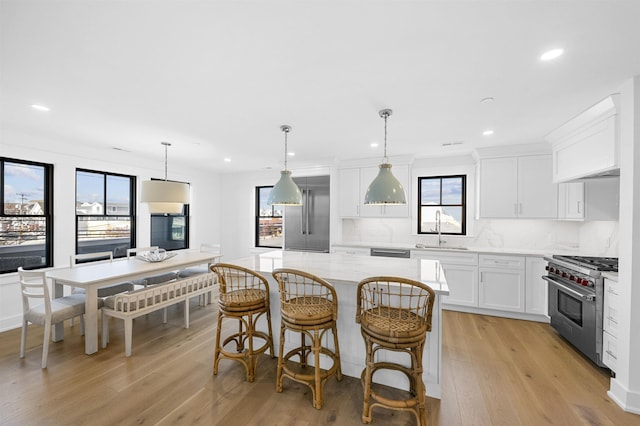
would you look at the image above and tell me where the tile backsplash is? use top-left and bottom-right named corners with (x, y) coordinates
top-left (341, 218), bottom-right (618, 256)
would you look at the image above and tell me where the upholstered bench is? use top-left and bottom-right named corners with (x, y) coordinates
top-left (101, 273), bottom-right (216, 356)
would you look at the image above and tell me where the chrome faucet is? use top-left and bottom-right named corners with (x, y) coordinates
top-left (435, 210), bottom-right (444, 246)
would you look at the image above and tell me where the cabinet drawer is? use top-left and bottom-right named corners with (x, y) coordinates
top-left (479, 254), bottom-right (525, 269)
top-left (412, 250), bottom-right (478, 266)
top-left (603, 331), bottom-right (618, 372)
top-left (332, 247), bottom-right (371, 256)
top-left (603, 279), bottom-right (621, 336)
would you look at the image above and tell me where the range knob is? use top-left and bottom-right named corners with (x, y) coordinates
top-left (562, 272), bottom-right (567, 278)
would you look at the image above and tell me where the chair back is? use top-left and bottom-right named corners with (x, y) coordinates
top-left (211, 263), bottom-right (270, 299)
top-left (126, 246), bottom-right (159, 258)
top-left (18, 267), bottom-right (51, 317)
top-left (271, 268), bottom-right (338, 321)
top-left (70, 251), bottom-right (113, 267)
top-left (356, 276), bottom-right (435, 332)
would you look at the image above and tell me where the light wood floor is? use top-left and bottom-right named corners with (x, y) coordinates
top-left (1, 302), bottom-right (638, 425)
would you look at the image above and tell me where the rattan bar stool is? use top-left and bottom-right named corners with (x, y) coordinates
top-left (210, 263), bottom-right (274, 382)
top-left (356, 276), bottom-right (435, 425)
top-left (271, 268), bottom-right (343, 409)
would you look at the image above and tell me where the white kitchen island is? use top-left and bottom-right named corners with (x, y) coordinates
top-left (227, 250), bottom-right (449, 398)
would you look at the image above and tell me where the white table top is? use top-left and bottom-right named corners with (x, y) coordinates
top-left (47, 251), bottom-right (218, 288)
top-left (227, 250), bottom-right (449, 295)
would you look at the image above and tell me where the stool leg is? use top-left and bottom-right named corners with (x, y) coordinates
top-left (300, 332), bottom-right (307, 368)
top-left (276, 322), bottom-right (286, 393)
top-left (312, 330), bottom-right (322, 409)
top-left (332, 323), bottom-right (343, 381)
top-left (246, 313), bottom-right (255, 382)
top-left (362, 336), bottom-right (374, 424)
top-left (213, 311), bottom-right (223, 375)
top-left (266, 306), bottom-right (275, 359)
top-left (414, 342), bottom-right (427, 426)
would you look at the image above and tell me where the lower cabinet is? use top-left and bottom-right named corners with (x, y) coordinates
top-left (525, 256), bottom-right (548, 316)
top-left (478, 255), bottom-right (525, 313)
top-left (603, 277), bottom-right (620, 372)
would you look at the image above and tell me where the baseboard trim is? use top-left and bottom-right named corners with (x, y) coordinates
top-left (609, 378), bottom-right (640, 415)
top-left (442, 304), bottom-right (550, 323)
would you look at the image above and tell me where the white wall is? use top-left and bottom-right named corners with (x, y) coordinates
top-left (0, 129), bottom-right (221, 331)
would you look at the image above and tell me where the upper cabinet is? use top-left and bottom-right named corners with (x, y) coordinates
top-left (478, 154), bottom-right (557, 219)
top-left (338, 164), bottom-right (410, 218)
top-left (557, 179), bottom-right (619, 221)
top-left (546, 95), bottom-right (620, 183)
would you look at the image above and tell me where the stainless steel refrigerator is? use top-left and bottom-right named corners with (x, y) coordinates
top-left (284, 175), bottom-right (330, 252)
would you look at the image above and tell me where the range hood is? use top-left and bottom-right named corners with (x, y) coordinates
top-left (546, 95), bottom-right (620, 183)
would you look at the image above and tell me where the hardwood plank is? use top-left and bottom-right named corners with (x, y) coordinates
top-left (2, 304), bottom-right (639, 425)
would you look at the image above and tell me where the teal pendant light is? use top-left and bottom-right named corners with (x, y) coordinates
top-left (267, 125), bottom-right (303, 205)
top-left (364, 109), bottom-right (407, 205)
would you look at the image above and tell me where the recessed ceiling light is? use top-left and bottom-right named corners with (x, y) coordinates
top-left (480, 97), bottom-right (494, 104)
top-left (287, 152), bottom-right (295, 157)
top-left (370, 142), bottom-right (379, 148)
top-left (31, 104), bottom-right (50, 112)
top-left (483, 130), bottom-right (494, 136)
top-left (540, 48), bottom-right (564, 61)
top-left (223, 158), bottom-right (231, 162)
top-left (442, 141), bottom-right (464, 147)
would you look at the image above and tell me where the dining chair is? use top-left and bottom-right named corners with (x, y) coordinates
top-left (271, 268), bottom-right (342, 409)
top-left (18, 267), bottom-right (86, 368)
top-left (356, 276), bottom-right (435, 425)
top-left (210, 263), bottom-right (274, 382)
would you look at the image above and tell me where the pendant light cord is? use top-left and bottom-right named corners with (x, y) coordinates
top-left (161, 141), bottom-right (171, 181)
top-left (383, 113), bottom-right (388, 163)
top-left (284, 129), bottom-right (288, 171)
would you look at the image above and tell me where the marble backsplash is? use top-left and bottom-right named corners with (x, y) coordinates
top-left (341, 218), bottom-right (619, 257)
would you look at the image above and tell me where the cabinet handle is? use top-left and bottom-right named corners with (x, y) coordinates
top-left (606, 350), bottom-right (617, 360)
top-left (608, 316), bottom-right (618, 325)
top-left (608, 288), bottom-right (619, 296)
top-left (577, 201), bottom-right (582, 214)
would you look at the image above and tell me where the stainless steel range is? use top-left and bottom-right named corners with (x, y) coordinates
top-left (543, 255), bottom-right (618, 368)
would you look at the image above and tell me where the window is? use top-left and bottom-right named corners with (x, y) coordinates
top-left (255, 186), bottom-right (282, 248)
top-left (76, 169), bottom-right (135, 258)
top-left (418, 175), bottom-right (466, 235)
top-left (0, 158), bottom-right (53, 273)
top-left (151, 206), bottom-right (190, 251)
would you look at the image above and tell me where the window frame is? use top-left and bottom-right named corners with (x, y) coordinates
top-left (0, 157), bottom-right (54, 274)
top-left (417, 174), bottom-right (467, 236)
top-left (255, 186), bottom-right (283, 249)
top-left (75, 168), bottom-right (136, 259)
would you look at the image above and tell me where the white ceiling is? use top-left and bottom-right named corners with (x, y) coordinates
top-left (2, 1), bottom-right (640, 174)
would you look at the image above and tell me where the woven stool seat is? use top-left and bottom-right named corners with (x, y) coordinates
top-left (272, 268), bottom-right (342, 410)
top-left (220, 288), bottom-right (267, 312)
top-left (210, 263), bottom-right (274, 383)
top-left (281, 296), bottom-right (334, 325)
top-left (357, 276), bottom-right (435, 426)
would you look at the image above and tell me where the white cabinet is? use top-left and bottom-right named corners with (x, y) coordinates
top-left (547, 95), bottom-right (619, 183)
top-left (338, 165), bottom-right (410, 218)
top-left (478, 254), bottom-right (525, 313)
top-left (603, 277), bottom-right (621, 372)
top-left (557, 179), bottom-right (619, 221)
top-left (478, 155), bottom-right (557, 219)
top-left (338, 168), bottom-right (361, 217)
top-left (412, 250), bottom-right (478, 308)
top-left (332, 246), bottom-right (371, 256)
top-left (525, 256), bottom-right (548, 316)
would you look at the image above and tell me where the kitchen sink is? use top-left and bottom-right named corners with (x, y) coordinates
top-left (415, 244), bottom-right (468, 250)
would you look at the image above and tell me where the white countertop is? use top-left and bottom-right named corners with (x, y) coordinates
top-left (227, 250), bottom-right (449, 295)
top-left (333, 241), bottom-right (583, 257)
top-left (602, 271), bottom-right (619, 281)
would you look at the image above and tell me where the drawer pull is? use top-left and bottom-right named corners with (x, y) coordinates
top-left (606, 350), bottom-right (617, 360)
top-left (608, 316), bottom-right (618, 325)
top-left (608, 288), bottom-right (619, 295)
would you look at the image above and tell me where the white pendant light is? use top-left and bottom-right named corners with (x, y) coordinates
top-left (267, 125), bottom-right (303, 205)
top-left (140, 142), bottom-right (190, 214)
top-left (364, 109), bottom-right (407, 205)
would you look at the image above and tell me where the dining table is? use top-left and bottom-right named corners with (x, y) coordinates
top-left (46, 250), bottom-right (221, 355)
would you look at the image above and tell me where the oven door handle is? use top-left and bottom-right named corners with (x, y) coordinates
top-left (543, 276), bottom-right (596, 301)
